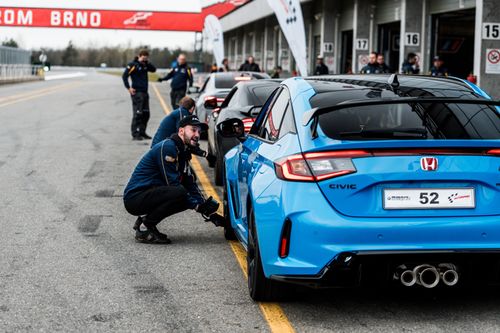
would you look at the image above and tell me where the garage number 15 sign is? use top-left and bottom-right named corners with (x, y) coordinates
top-left (483, 23), bottom-right (500, 39)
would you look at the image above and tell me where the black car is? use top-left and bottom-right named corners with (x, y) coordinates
top-left (206, 79), bottom-right (282, 185)
top-left (189, 71), bottom-right (270, 126)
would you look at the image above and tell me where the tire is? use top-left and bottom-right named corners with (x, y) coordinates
top-left (214, 151), bottom-right (223, 186)
top-left (222, 167), bottom-right (236, 240)
top-left (247, 207), bottom-right (285, 301)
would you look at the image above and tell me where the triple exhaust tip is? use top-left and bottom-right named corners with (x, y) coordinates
top-left (396, 264), bottom-right (459, 288)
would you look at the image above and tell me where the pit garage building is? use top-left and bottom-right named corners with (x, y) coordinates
top-left (220, 0), bottom-right (500, 98)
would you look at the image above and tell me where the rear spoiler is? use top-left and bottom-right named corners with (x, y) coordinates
top-left (302, 97), bottom-right (500, 137)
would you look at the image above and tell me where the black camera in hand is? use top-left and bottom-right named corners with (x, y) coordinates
top-left (197, 196), bottom-right (219, 217)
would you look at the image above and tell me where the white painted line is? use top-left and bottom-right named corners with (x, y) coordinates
top-left (45, 72), bottom-right (87, 81)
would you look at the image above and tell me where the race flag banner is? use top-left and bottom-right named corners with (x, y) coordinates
top-left (204, 15), bottom-right (225, 68)
top-left (266, 0), bottom-right (308, 76)
top-left (0, 1), bottom-right (250, 32)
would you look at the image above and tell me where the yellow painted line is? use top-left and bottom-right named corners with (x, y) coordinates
top-left (151, 83), bottom-right (172, 115)
top-left (0, 82), bottom-right (83, 108)
top-left (153, 87), bottom-right (295, 333)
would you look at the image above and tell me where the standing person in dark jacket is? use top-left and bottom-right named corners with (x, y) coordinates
top-left (314, 55), bottom-right (329, 75)
top-left (429, 55), bottom-right (448, 77)
top-left (360, 52), bottom-right (380, 74)
top-left (401, 52), bottom-right (420, 74)
top-left (158, 53), bottom-right (194, 110)
top-left (377, 54), bottom-right (391, 73)
top-left (238, 56), bottom-right (261, 72)
top-left (123, 115), bottom-right (222, 244)
top-left (122, 49), bottom-right (156, 140)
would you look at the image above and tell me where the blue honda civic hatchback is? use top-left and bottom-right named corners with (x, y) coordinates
top-left (218, 74), bottom-right (500, 301)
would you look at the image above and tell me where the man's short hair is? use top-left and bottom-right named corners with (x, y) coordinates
top-left (179, 96), bottom-right (195, 110)
top-left (407, 52), bottom-right (417, 60)
top-left (139, 49), bottom-right (149, 57)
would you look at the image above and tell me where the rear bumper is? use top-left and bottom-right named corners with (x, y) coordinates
top-left (254, 181), bottom-right (500, 279)
top-left (270, 250), bottom-right (500, 288)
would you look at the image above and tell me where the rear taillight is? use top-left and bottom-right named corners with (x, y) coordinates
top-left (204, 96), bottom-right (225, 103)
top-left (487, 149), bottom-right (500, 156)
top-left (275, 150), bottom-right (370, 182)
top-left (242, 118), bottom-right (254, 133)
top-left (279, 220), bottom-right (292, 258)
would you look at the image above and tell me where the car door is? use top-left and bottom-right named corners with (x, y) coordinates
top-left (234, 87), bottom-right (297, 244)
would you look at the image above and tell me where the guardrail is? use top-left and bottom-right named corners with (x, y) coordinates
top-left (0, 64), bottom-right (44, 84)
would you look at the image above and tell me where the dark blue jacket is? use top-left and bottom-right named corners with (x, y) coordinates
top-left (151, 107), bottom-right (190, 147)
top-left (161, 63), bottom-right (193, 91)
top-left (430, 66), bottom-right (448, 77)
top-left (122, 59), bottom-right (156, 92)
top-left (123, 134), bottom-right (204, 208)
top-left (401, 61), bottom-right (420, 75)
top-left (360, 63), bottom-right (381, 74)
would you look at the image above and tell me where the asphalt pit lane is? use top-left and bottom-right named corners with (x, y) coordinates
top-left (78, 215), bottom-right (102, 233)
top-left (134, 285), bottom-right (166, 294)
top-left (84, 161), bottom-right (105, 179)
top-left (95, 189), bottom-right (115, 197)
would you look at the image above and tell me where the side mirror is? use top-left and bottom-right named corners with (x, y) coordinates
top-left (204, 97), bottom-right (218, 109)
top-left (217, 118), bottom-right (245, 138)
top-left (188, 86), bottom-right (200, 94)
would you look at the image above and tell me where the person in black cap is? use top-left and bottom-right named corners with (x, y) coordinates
top-left (429, 55), bottom-right (448, 77)
top-left (123, 115), bottom-right (223, 244)
top-left (314, 55), bottom-right (329, 75)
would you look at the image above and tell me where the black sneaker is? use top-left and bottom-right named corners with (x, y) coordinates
top-left (132, 136), bottom-right (143, 141)
top-left (135, 229), bottom-right (171, 244)
top-left (133, 216), bottom-right (143, 231)
top-left (141, 133), bottom-right (152, 140)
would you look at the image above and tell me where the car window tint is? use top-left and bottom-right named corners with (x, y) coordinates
top-left (215, 77), bottom-right (239, 89)
top-left (262, 89), bottom-right (290, 141)
top-left (251, 88), bottom-right (279, 135)
top-left (250, 86), bottom-right (276, 105)
top-left (318, 103), bottom-right (500, 140)
top-left (279, 103), bottom-right (296, 139)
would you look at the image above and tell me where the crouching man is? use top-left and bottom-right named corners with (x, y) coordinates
top-left (123, 115), bottom-right (221, 244)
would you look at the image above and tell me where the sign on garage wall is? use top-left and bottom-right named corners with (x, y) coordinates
top-left (483, 23), bottom-right (500, 40)
top-left (356, 38), bottom-right (369, 50)
top-left (323, 42), bottom-right (334, 53)
top-left (358, 54), bottom-right (369, 71)
top-left (404, 33), bottom-right (420, 46)
top-left (485, 49), bottom-right (500, 74)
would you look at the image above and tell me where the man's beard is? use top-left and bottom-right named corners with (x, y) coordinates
top-left (183, 132), bottom-right (199, 148)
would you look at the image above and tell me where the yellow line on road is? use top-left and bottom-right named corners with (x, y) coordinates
top-left (154, 86), bottom-right (295, 333)
top-left (0, 82), bottom-right (83, 108)
top-left (151, 83), bottom-right (171, 115)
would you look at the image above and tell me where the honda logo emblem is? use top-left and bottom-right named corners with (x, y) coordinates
top-left (420, 157), bottom-right (438, 171)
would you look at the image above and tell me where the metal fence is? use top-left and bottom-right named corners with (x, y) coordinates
top-left (0, 45), bottom-right (43, 82)
top-left (0, 45), bottom-right (31, 64)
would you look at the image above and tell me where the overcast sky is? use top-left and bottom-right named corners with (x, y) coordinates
top-left (0, 0), bottom-right (221, 50)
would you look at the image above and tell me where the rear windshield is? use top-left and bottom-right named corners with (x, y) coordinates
top-left (319, 103), bottom-right (500, 140)
top-left (214, 73), bottom-right (269, 89)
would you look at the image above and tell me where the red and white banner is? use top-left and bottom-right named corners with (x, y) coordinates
top-left (0, 1), bottom-right (250, 32)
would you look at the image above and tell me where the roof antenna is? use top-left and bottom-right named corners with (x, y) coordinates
top-left (387, 74), bottom-right (399, 91)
